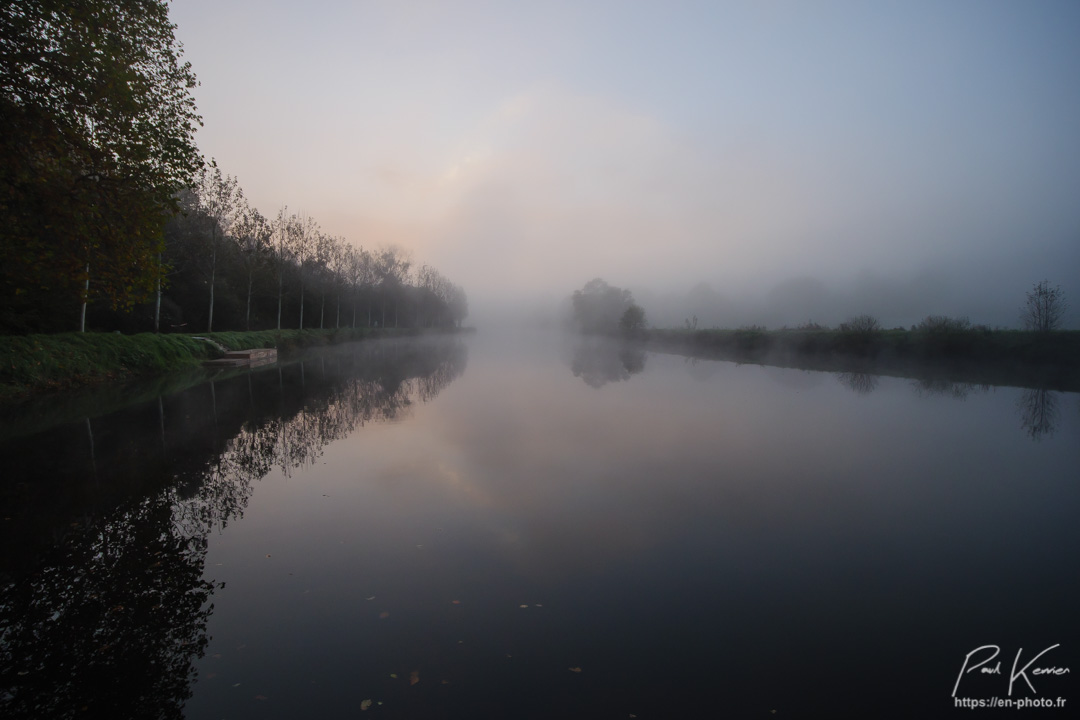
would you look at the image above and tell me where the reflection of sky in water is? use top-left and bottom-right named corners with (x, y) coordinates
top-left (182, 334), bottom-right (1078, 718)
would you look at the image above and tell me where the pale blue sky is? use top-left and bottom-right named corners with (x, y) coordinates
top-left (171, 0), bottom-right (1080, 326)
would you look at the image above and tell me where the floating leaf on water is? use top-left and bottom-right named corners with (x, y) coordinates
top-left (379, 611), bottom-right (390, 619)
top-left (534, 604), bottom-right (542, 607)
top-left (568, 667), bottom-right (582, 673)
top-left (232, 683), bottom-right (240, 687)
top-left (441, 679), bottom-right (450, 685)
top-left (409, 671), bottom-right (420, 686)
top-left (255, 695), bottom-right (268, 700)
top-left (366, 596), bottom-right (375, 600)
top-left (360, 699), bottom-right (372, 711)
top-left (389, 673), bottom-right (397, 679)
top-left (451, 600), bottom-right (461, 604)
top-left (519, 604), bottom-right (528, 609)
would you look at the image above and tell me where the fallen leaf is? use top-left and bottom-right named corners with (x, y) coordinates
top-left (389, 673), bottom-right (397, 679)
top-left (534, 604), bottom-right (543, 607)
top-left (379, 611), bottom-right (390, 619)
top-left (360, 699), bottom-right (372, 711)
top-left (519, 604), bottom-right (528, 609)
top-left (441, 679), bottom-right (450, 685)
top-left (568, 667), bottom-right (582, 673)
top-left (409, 671), bottom-right (420, 686)
top-left (451, 600), bottom-right (461, 604)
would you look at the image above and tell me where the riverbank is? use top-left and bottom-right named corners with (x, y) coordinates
top-left (0, 327), bottom-right (464, 399)
top-left (640, 327), bottom-right (1080, 392)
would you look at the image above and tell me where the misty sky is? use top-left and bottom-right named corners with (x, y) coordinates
top-left (171, 0), bottom-right (1080, 327)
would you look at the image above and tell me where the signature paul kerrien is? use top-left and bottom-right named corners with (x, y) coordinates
top-left (953, 644), bottom-right (1070, 697)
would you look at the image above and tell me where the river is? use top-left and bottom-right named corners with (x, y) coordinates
top-left (1, 332), bottom-right (1077, 718)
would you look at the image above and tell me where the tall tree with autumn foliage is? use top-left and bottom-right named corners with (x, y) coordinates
top-left (0, 0), bottom-right (202, 332)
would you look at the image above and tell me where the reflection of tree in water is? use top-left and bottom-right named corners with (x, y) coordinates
top-left (911, 378), bottom-right (990, 400)
top-left (1017, 388), bottom-right (1059, 441)
top-left (0, 494), bottom-right (215, 719)
top-left (0, 338), bottom-right (467, 717)
top-left (571, 340), bottom-right (647, 388)
top-left (835, 371), bottom-right (879, 395)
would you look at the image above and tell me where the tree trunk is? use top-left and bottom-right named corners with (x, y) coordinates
top-left (277, 266), bottom-right (283, 330)
top-left (208, 240), bottom-right (216, 332)
top-left (335, 292), bottom-right (340, 328)
top-left (246, 267), bottom-right (253, 331)
top-left (79, 263), bottom-right (89, 332)
top-left (299, 278), bottom-right (305, 330)
top-left (154, 253), bottom-right (162, 333)
top-left (320, 291), bottom-right (325, 329)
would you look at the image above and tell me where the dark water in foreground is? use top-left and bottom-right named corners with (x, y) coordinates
top-left (2, 333), bottom-right (1078, 719)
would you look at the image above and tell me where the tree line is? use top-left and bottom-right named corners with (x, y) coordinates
top-left (156, 163), bottom-right (468, 335)
top-left (0, 0), bottom-right (466, 335)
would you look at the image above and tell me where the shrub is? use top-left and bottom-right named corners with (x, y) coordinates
top-left (916, 315), bottom-right (971, 333)
top-left (838, 315), bottom-right (880, 333)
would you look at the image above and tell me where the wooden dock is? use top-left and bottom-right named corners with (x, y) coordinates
top-left (204, 348), bottom-right (278, 368)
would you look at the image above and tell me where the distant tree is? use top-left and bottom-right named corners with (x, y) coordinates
top-left (571, 279), bottom-right (639, 334)
top-left (916, 315), bottom-right (971, 333)
top-left (839, 314), bottom-right (880, 334)
top-left (193, 162), bottom-right (243, 332)
top-left (448, 284), bottom-right (469, 328)
top-left (287, 212), bottom-right (319, 329)
top-left (373, 245), bottom-right (411, 328)
top-left (619, 304), bottom-right (647, 335)
top-left (1021, 280), bottom-right (1067, 332)
top-left (232, 202), bottom-right (272, 330)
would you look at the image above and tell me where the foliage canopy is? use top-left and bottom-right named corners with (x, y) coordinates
top-left (0, 0), bottom-right (202, 331)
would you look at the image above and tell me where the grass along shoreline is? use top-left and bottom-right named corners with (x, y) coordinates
top-left (0, 327), bottom-right (457, 399)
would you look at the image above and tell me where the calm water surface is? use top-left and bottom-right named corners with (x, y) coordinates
top-left (2, 333), bottom-right (1077, 718)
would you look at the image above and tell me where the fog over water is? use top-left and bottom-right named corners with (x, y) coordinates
top-left (172, 1), bottom-right (1080, 328)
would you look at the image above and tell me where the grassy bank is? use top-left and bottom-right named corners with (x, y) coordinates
top-left (0, 327), bottom-right (442, 399)
top-left (641, 327), bottom-right (1080, 392)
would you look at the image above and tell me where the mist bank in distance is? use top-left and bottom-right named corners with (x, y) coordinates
top-left (631, 270), bottom-right (1077, 332)
top-left (466, 247), bottom-right (1078, 333)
